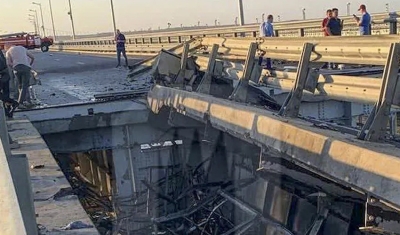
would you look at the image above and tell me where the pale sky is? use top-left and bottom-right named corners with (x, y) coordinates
top-left (1, 0), bottom-right (400, 36)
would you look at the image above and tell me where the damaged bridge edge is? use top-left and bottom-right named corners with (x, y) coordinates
top-left (147, 85), bottom-right (400, 210)
top-left (127, 37), bottom-right (202, 82)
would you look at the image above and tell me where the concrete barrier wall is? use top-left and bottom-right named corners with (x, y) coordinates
top-left (0, 103), bottom-right (37, 235)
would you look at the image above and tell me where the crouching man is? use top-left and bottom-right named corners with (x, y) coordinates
top-left (5, 43), bottom-right (35, 109)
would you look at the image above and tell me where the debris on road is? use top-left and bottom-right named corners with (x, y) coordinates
top-left (31, 164), bottom-right (45, 169)
top-left (60, 221), bottom-right (94, 230)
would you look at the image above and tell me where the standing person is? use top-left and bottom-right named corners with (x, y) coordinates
top-left (354, 4), bottom-right (371, 35)
top-left (322, 9), bottom-right (333, 37)
top-left (321, 9), bottom-right (332, 69)
top-left (259, 20), bottom-right (266, 37)
top-left (332, 8), bottom-right (343, 35)
top-left (115, 29), bottom-right (128, 68)
top-left (326, 8), bottom-right (342, 36)
top-left (259, 15), bottom-right (275, 69)
top-left (0, 49), bottom-right (19, 117)
top-left (5, 43), bottom-right (35, 109)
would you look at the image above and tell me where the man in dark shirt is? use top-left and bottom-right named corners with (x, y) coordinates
top-left (326, 8), bottom-right (342, 36)
top-left (115, 29), bottom-right (128, 68)
top-left (0, 50), bottom-right (19, 117)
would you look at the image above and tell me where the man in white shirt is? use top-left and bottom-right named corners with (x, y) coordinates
top-left (5, 43), bottom-right (35, 108)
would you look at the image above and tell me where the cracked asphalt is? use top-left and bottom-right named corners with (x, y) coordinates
top-left (24, 50), bottom-right (147, 106)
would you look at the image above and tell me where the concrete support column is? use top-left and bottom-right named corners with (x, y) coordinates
top-left (187, 129), bottom-right (202, 167)
top-left (207, 132), bottom-right (229, 183)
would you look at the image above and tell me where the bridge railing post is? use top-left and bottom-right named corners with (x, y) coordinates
top-left (229, 42), bottom-right (258, 102)
top-left (278, 42), bottom-right (314, 117)
top-left (384, 12), bottom-right (399, 35)
top-left (174, 42), bottom-right (190, 87)
top-left (298, 28), bottom-right (305, 37)
top-left (196, 44), bottom-right (219, 94)
top-left (358, 43), bottom-right (400, 141)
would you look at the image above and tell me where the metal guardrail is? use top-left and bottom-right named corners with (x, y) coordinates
top-left (198, 35), bottom-right (399, 65)
top-left (53, 11), bottom-right (399, 54)
top-left (140, 34), bottom-right (400, 142)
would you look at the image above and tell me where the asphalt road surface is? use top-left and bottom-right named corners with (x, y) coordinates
top-left (23, 50), bottom-right (148, 106)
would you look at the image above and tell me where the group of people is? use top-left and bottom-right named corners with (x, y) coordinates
top-left (322, 4), bottom-right (371, 37)
top-left (0, 43), bottom-right (38, 117)
top-left (258, 4), bottom-right (372, 69)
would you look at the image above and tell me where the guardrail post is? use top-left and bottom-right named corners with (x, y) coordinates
top-left (385, 12), bottom-right (399, 35)
top-left (142, 38), bottom-right (146, 44)
top-left (167, 37), bottom-right (172, 43)
top-left (278, 43), bottom-right (314, 117)
top-left (174, 42), bottom-right (190, 86)
top-left (358, 43), bottom-right (400, 142)
top-left (158, 37), bottom-right (162, 43)
top-left (298, 28), bottom-right (305, 37)
top-left (196, 44), bottom-right (219, 94)
top-left (178, 36), bottom-right (182, 43)
top-left (229, 42), bottom-right (258, 102)
top-left (274, 30), bottom-right (279, 37)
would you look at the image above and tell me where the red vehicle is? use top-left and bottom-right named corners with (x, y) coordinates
top-left (0, 32), bottom-right (53, 52)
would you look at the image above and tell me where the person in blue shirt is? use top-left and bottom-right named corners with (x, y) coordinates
top-left (115, 29), bottom-right (129, 68)
top-left (259, 15), bottom-right (274, 69)
top-left (354, 4), bottom-right (371, 35)
top-left (263, 15), bottom-right (275, 37)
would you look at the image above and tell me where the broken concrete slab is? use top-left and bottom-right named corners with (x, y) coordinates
top-left (147, 85), bottom-right (400, 210)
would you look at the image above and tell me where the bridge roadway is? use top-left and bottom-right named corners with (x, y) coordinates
top-left (20, 50), bottom-right (145, 106)
top-left (5, 48), bottom-right (400, 233)
top-left (1, 51), bottom-right (148, 235)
